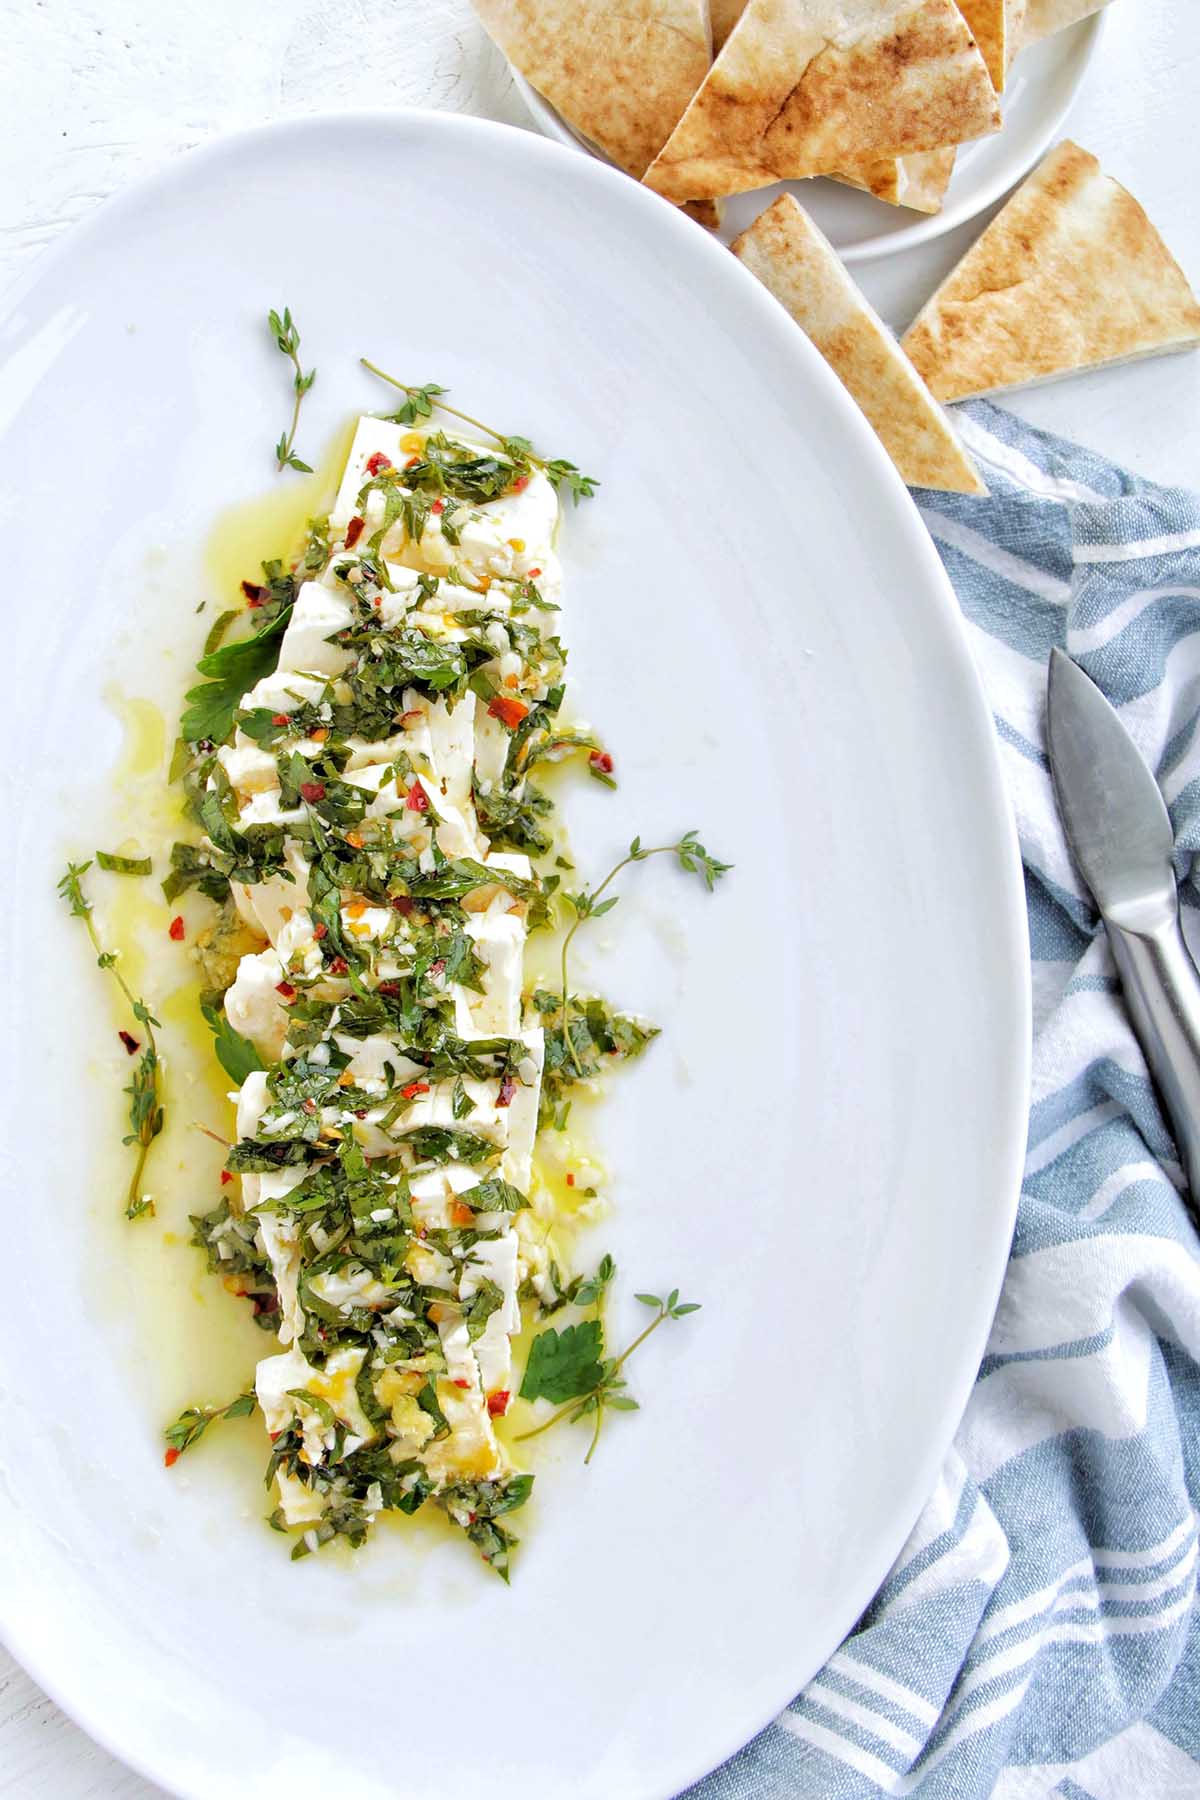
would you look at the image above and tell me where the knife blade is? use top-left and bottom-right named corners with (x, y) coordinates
top-left (1047, 645), bottom-right (1200, 1213)
top-left (1046, 646), bottom-right (1176, 927)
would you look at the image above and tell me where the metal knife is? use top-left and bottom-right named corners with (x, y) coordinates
top-left (1047, 645), bottom-right (1200, 1210)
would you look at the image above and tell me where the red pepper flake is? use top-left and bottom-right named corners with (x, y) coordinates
top-left (511, 474), bottom-right (530, 493)
top-left (431, 498), bottom-right (445, 515)
top-left (527, 566), bottom-right (542, 579)
top-left (365, 451), bottom-right (392, 476)
top-left (428, 958), bottom-right (446, 979)
top-left (566, 1172), bottom-right (575, 1187)
top-left (302, 1097), bottom-right (317, 1114)
top-left (117, 1029), bottom-right (140, 1056)
top-left (404, 780), bottom-right (429, 813)
top-left (344, 515), bottom-right (366, 549)
top-left (299, 781), bottom-right (326, 804)
top-left (453, 1378), bottom-right (470, 1390)
top-left (377, 980), bottom-right (404, 997)
top-left (390, 894), bottom-right (414, 915)
top-left (268, 1430), bottom-right (281, 1443)
top-left (487, 693), bottom-right (530, 730)
top-left (497, 1074), bottom-right (516, 1108)
top-left (401, 1081), bottom-right (430, 1100)
top-left (271, 712), bottom-right (290, 726)
top-left (589, 750), bottom-right (614, 775)
top-left (487, 1390), bottom-right (511, 1418)
top-left (275, 981), bottom-right (296, 999)
top-left (168, 915), bottom-right (185, 941)
top-left (164, 1447), bottom-right (181, 1468)
top-left (468, 1511), bottom-right (477, 1523)
top-left (241, 579), bottom-right (270, 606)
top-left (220, 1170), bottom-right (232, 1185)
top-left (405, 454), bottom-right (420, 469)
top-left (313, 922), bottom-right (328, 939)
top-left (328, 956), bottom-right (348, 976)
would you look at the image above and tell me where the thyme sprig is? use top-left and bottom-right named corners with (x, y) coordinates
top-left (558, 832), bottom-right (731, 1075)
top-left (269, 306), bottom-right (315, 473)
top-left (516, 1261), bottom-right (700, 1464)
top-left (58, 861), bottom-right (164, 1220)
top-left (164, 1391), bottom-right (256, 1463)
top-left (359, 358), bottom-right (599, 503)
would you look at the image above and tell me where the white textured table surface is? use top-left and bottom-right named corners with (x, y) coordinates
top-left (1, 2), bottom-right (1196, 1793)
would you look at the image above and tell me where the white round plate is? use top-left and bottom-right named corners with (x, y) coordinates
top-left (512, 11), bottom-right (1104, 261)
top-left (0, 111), bottom-right (1028, 1799)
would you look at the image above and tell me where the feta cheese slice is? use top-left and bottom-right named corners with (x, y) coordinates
top-left (273, 575), bottom-right (354, 680)
top-left (255, 1344), bottom-right (373, 1465)
top-left (501, 1028), bottom-right (544, 1193)
top-left (225, 948), bottom-right (288, 1059)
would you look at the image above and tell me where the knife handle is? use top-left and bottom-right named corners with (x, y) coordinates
top-left (1107, 903), bottom-right (1200, 1213)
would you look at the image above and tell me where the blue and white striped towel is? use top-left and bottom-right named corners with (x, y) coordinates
top-left (691, 402), bottom-right (1200, 1800)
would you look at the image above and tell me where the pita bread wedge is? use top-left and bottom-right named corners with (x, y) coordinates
top-left (957, 0), bottom-right (1006, 89)
top-left (711, 0), bottom-right (747, 49)
top-left (472, 0), bottom-right (711, 180)
top-left (643, 0), bottom-right (1001, 202)
top-left (681, 197), bottom-right (725, 228)
top-left (1022, 0), bottom-right (1111, 47)
top-left (831, 146), bottom-right (957, 213)
top-left (732, 194), bottom-right (986, 493)
top-left (902, 141), bottom-right (1200, 401)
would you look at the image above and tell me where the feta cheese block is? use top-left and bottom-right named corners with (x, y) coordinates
top-left (197, 413), bottom-right (570, 1574)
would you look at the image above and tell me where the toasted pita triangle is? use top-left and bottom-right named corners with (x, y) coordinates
top-left (733, 194), bottom-right (986, 493)
top-left (1022, 0), bottom-right (1111, 47)
top-left (902, 141), bottom-right (1200, 401)
top-left (680, 197), bottom-right (725, 229)
top-left (711, 0), bottom-right (747, 49)
top-left (472, 0), bottom-right (711, 180)
top-left (957, 0), bottom-right (1006, 89)
top-left (1004, 0), bottom-right (1026, 62)
top-left (831, 146), bottom-right (957, 213)
top-left (643, 0), bottom-right (1000, 203)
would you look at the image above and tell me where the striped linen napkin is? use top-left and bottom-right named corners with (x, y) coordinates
top-left (689, 401), bottom-right (1200, 1800)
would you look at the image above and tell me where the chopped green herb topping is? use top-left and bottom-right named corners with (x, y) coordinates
top-left (95, 850), bottom-right (152, 876)
top-left (360, 359), bottom-right (599, 503)
top-left (125, 389), bottom-right (728, 1581)
top-left (164, 1391), bottom-right (256, 1462)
